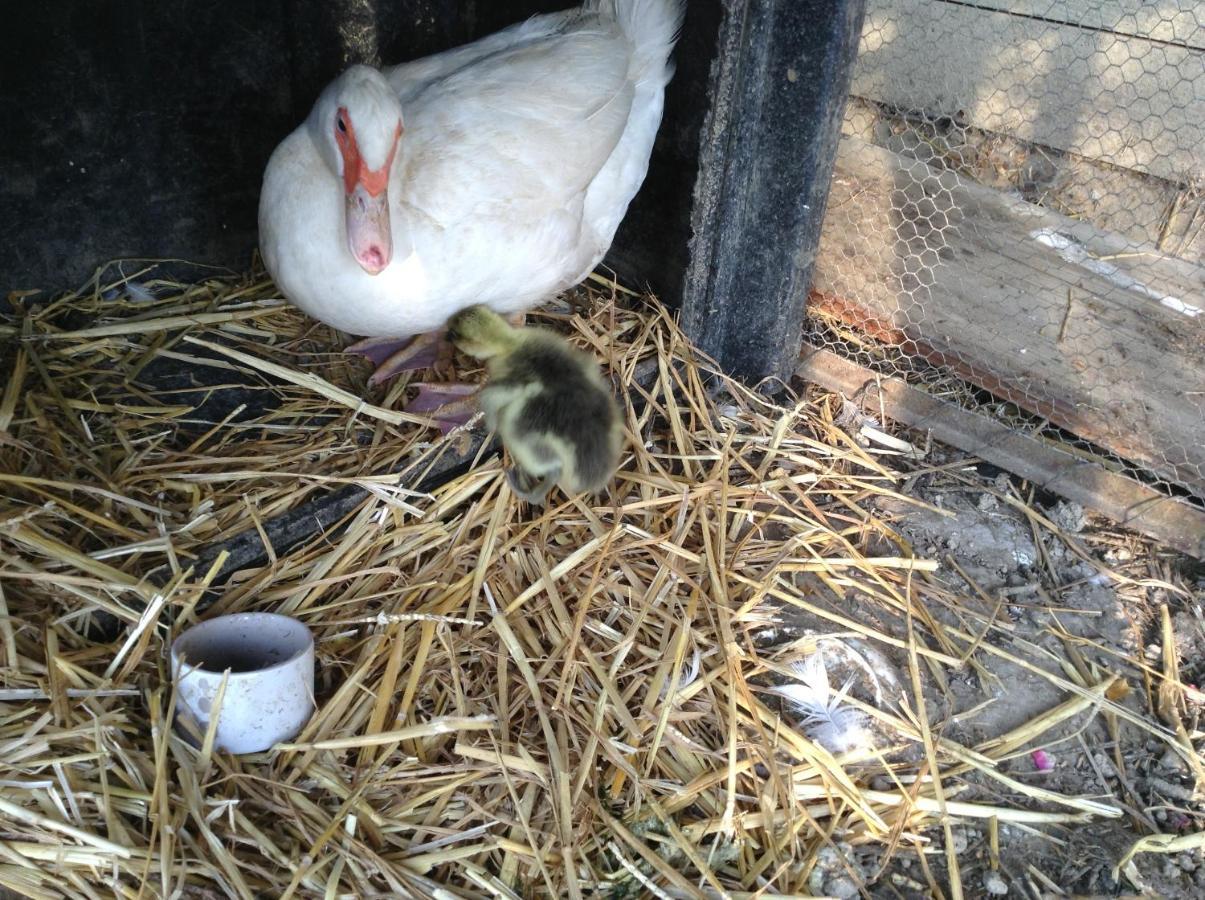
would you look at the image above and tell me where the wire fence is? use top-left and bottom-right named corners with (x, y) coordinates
top-left (809, 0), bottom-right (1204, 509)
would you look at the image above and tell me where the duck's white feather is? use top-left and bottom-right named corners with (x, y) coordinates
top-left (768, 651), bottom-right (873, 756)
top-left (259, 0), bottom-right (683, 338)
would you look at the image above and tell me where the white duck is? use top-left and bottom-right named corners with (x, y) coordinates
top-left (258, 0), bottom-right (683, 430)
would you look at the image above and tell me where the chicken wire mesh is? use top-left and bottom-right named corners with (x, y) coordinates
top-left (809, 0), bottom-right (1205, 508)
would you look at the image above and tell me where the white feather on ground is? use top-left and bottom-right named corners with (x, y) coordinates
top-left (767, 649), bottom-right (875, 756)
top-left (102, 281), bottom-right (157, 303)
top-left (658, 646), bottom-right (717, 701)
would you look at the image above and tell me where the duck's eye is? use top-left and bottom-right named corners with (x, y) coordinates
top-left (336, 116), bottom-right (348, 134)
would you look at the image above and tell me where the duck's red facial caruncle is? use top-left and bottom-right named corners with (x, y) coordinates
top-left (334, 107), bottom-right (403, 275)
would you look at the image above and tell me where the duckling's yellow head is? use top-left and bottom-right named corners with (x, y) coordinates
top-left (446, 305), bottom-right (516, 359)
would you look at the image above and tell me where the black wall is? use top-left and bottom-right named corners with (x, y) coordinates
top-left (1, 0), bottom-right (716, 301)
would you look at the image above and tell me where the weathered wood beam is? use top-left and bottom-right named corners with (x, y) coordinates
top-left (814, 135), bottom-right (1205, 497)
top-left (680, 0), bottom-right (868, 384)
top-left (798, 345), bottom-right (1205, 560)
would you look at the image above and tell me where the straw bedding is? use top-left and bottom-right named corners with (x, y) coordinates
top-left (0, 265), bottom-right (1199, 897)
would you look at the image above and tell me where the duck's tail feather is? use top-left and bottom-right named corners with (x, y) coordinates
top-left (587, 0), bottom-right (684, 86)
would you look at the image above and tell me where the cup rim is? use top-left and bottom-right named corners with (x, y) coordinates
top-left (170, 612), bottom-right (313, 679)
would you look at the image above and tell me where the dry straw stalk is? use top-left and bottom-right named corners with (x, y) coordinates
top-left (0, 265), bottom-right (1194, 897)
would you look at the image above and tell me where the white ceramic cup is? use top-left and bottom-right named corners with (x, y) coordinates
top-left (170, 612), bottom-right (315, 754)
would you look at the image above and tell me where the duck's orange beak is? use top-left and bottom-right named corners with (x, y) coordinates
top-left (336, 109), bottom-right (402, 276)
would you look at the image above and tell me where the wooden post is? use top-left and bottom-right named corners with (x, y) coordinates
top-left (679, 0), bottom-right (867, 384)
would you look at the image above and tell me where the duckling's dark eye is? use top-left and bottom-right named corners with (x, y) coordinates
top-left (336, 116), bottom-right (348, 134)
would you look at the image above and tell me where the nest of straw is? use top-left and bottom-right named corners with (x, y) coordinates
top-left (0, 265), bottom-right (1198, 897)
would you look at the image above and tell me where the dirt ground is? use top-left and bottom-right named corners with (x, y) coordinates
top-left (757, 417), bottom-right (1205, 898)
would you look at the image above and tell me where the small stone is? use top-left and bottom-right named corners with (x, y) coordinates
top-left (948, 827), bottom-right (969, 854)
top-left (808, 843), bottom-right (864, 898)
top-left (1012, 546), bottom-right (1036, 567)
top-left (1093, 753), bottom-right (1117, 778)
top-left (984, 870), bottom-right (1009, 895)
top-left (826, 875), bottom-right (860, 899)
top-left (1047, 501), bottom-right (1086, 534)
top-left (1106, 547), bottom-right (1133, 563)
top-left (1159, 749), bottom-right (1189, 774)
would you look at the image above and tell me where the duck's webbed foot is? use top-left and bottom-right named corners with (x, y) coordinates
top-left (408, 382), bottom-right (480, 435)
top-left (347, 330), bottom-right (452, 386)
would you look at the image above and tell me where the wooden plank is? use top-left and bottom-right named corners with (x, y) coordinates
top-left (813, 135), bottom-right (1205, 496)
top-left (679, 0), bottom-right (867, 382)
top-left (854, 0), bottom-right (1205, 181)
top-left (796, 345), bottom-right (1205, 561)
top-left (946, 1), bottom-right (1205, 50)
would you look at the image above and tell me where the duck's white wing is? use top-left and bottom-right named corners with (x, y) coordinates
top-left (394, 28), bottom-right (635, 229)
top-left (385, 9), bottom-right (589, 104)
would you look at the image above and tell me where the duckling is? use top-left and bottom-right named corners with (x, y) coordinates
top-left (447, 305), bottom-right (622, 504)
